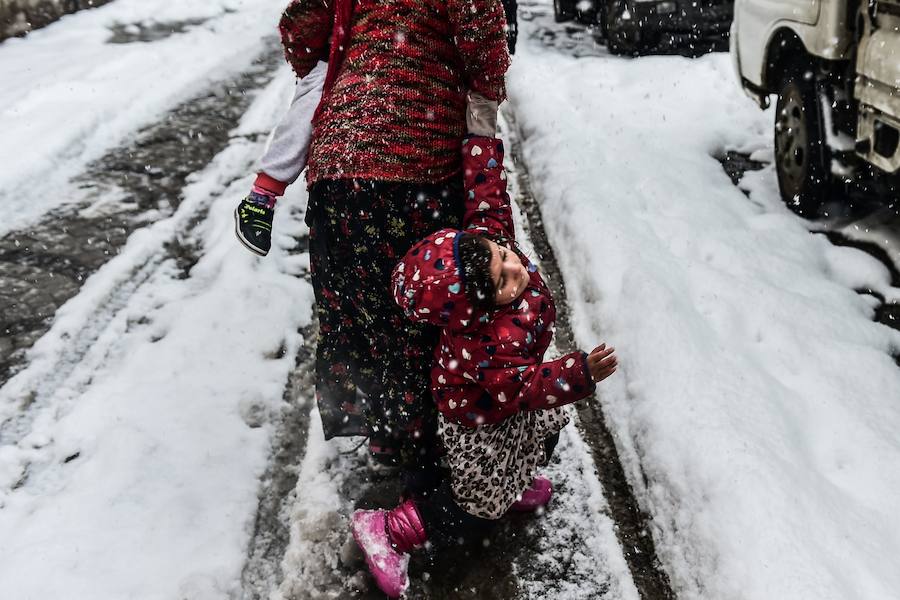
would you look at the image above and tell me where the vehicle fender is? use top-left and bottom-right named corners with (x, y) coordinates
top-left (736, 1), bottom-right (854, 93)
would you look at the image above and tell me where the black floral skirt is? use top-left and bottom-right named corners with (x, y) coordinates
top-left (306, 177), bottom-right (463, 467)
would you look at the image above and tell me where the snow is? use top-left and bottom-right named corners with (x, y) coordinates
top-left (0, 0), bottom-right (287, 237)
top-left (0, 15), bottom-right (635, 594)
top-left (0, 66), bottom-right (313, 598)
top-left (508, 8), bottom-right (900, 599)
top-left (3, 0), bottom-right (900, 597)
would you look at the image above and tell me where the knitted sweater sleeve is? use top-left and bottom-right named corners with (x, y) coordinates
top-left (279, 0), bottom-right (334, 80)
top-left (447, 0), bottom-right (510, 102)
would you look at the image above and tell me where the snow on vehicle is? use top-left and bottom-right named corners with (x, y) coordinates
top-left (732, 0), bottom-right (900, 216)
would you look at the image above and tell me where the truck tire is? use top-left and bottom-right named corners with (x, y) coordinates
top-left (774, 69), bottom-right (832, 217)
top-left (553, 0), bottom-right (576, 22)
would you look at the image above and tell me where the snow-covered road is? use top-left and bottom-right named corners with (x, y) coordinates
top-left (2, 0), bottom-right (900, 598)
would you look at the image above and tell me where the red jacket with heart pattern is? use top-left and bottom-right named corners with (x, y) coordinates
top-left (391, 137), bottom-right (595, 427)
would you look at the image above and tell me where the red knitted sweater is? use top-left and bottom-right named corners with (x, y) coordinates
top-left (279, 0), bottom-right (510, 185)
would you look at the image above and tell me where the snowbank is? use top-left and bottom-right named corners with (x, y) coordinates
top-left (508, 12), bottom-right (900, 600)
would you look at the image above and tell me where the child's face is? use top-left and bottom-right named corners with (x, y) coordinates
top-left (486, 239), bottom-right (529, 305)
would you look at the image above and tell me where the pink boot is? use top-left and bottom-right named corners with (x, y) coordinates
top-left (508, 476), bottom-right (553, 512)
top-left (351, 500), bottom-right (427, 598)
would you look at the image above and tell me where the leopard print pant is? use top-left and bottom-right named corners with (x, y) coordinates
top-left (439, 406), bottom-right (571, 519)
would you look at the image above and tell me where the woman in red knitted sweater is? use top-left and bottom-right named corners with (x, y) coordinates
top-left (239, 0), bottom-right (512, 497)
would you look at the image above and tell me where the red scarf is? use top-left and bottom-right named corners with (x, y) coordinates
top-left (314, 0), bottom-right (354, 119)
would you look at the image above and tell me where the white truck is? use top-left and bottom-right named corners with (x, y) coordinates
top-left (732, 0), bottom-right (900, 215)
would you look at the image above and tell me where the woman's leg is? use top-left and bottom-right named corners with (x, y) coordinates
top-left (306, 177), bottom-right (463, 492)
top-left (306, 181), bottom-right (371, 439)
top-left (349, 178), bottom-right (463, 495)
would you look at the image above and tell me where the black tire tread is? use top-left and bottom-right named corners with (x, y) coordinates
top-left (774, 64), bottom-right (832, 217)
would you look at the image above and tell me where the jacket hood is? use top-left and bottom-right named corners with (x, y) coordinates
top-left (392, 229), bottom-right (489, 331)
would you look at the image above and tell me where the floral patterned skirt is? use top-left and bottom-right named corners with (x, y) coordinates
top-left (439, 407), bottom-right (571, 519)
top-left (306, 177), bottom-right (463, 466)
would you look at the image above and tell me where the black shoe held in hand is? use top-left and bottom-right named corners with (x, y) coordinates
top-left (234, 191), bottom-right (275, 256)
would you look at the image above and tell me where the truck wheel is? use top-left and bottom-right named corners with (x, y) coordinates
top-left (774, 70), bottom-right (832, 217)
top-left (553, 0), bottom-right (576, 22)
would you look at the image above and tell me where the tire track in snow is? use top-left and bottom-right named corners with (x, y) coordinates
top-left (0, 43), bottom-right (283, 442)
top-left (0, 51), bottom-right (292, 520)
top-left (272, 401), bottom-right (636, 599)
top-left (0, 0), bottom-right (115, 42)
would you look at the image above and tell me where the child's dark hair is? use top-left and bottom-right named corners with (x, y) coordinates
top-left (458, 233), bottom-right (496, 311)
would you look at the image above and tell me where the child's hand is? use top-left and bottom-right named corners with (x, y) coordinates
top-left (587, 344), bottom-right (617, 383)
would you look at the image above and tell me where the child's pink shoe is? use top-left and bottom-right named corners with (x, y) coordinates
top-left (508, 476), bottom-right (553, 512)
top-left (351, 500), bottom-right (426, 598)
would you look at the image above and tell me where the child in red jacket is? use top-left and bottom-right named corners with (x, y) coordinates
top-left (350, 136), bottom-right (618, 598)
